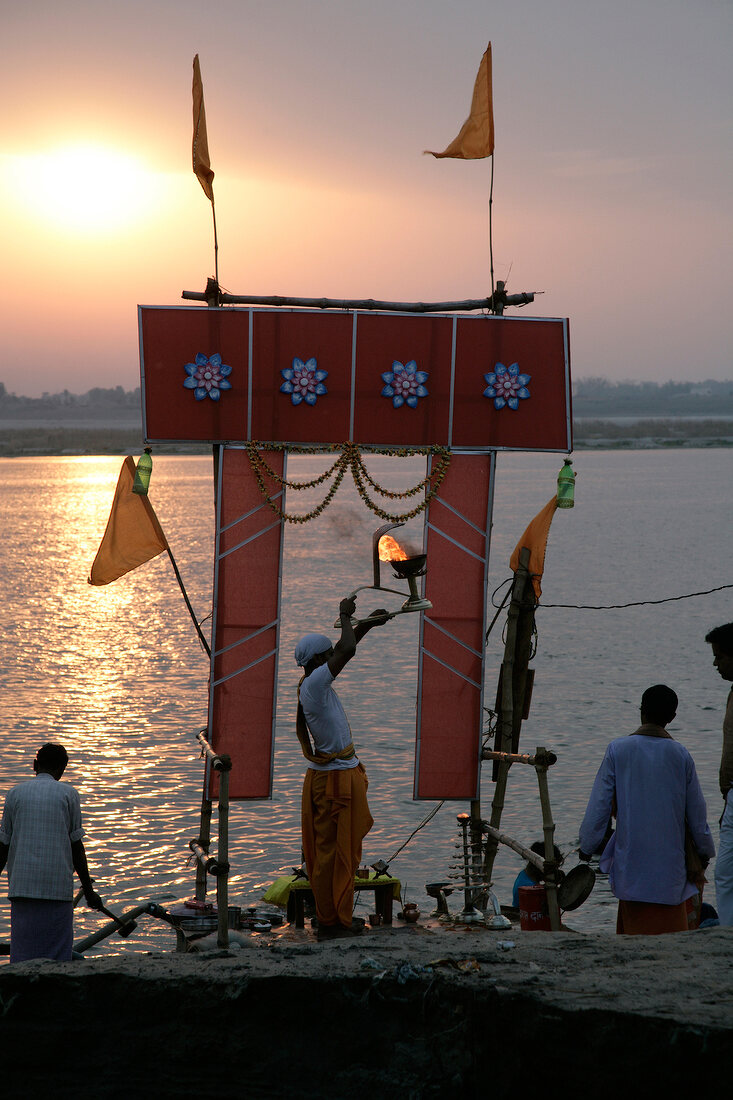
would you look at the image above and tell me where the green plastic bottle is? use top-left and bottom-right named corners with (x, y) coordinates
top-left (556, 459), bottom-right (575, 508)
top-left (132, 448), bottom-right (153, 495)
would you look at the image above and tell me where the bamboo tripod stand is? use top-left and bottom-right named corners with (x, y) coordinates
top-left (469, 547), bottom-right (563, 931)
top-left (190, 731), bottom-right (232, 948)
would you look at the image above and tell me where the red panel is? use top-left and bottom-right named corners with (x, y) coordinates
top-left (250, 311), bottom-right (354, 444)
top-left (208, 447), bottom-right (284, 799)
top-left (452, 317), bottom-right (571, 450)
top-left (415, 454), bottom-right (493, 799)
top-left (352, 314), bottom-right (454, 446)
top-left (415, 656), bottom-right (482, 798)
top-left (140, 307), bottom-right (249, 442)
top-left (140, 307), bottom-right (571, 452)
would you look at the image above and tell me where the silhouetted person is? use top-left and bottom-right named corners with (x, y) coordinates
top-left (512, 841), bottom-right (564, 906)
top-left (0, 744), bottom-right (103, 962)
top-left (705, 621), bottom-right (733, 925)
top-left (579, 685), bottom-right (714, 935)
top-left (295, 596), bottom-right (390, 941)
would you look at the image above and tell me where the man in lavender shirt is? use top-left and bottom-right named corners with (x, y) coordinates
top-left (579, 684), bottom-right (715, 935)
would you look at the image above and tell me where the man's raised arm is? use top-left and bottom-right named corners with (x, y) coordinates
top-left (328, 597), bottom-right (390, 677)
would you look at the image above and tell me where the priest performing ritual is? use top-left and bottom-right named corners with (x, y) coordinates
top-left (296, 596), bottom-right (391, 941)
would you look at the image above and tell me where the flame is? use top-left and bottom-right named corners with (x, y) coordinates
top-left (378, 535), bottom-right (408, 562)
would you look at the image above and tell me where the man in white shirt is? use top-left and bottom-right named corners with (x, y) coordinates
top-left (296, 595), bottom-right (390, 941)
top-left (0, 743), bottom-right (103, 962)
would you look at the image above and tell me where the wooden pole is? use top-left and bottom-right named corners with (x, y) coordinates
top-left (483, 748), bottom-right (557, 767)
top-left (482, 548), bottom-right (531, 882)
top-left (216, 759), bottom-right (231, 948)
top-left (195, 794), bottom-right (213, 901)
top-left (482, 824), bottom-right (545, 871)
top-left (194, 731), bottom-right (232, 944)
top-left (488, 153), bottom-right (495, 309)
top-left (181, 290), bottom-right (536, 313)
top-left (211, 203), bottom-right (219, 292)
top-left (534, 745), bottom-right (562, 932)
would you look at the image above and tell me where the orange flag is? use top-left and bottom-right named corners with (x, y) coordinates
top-left (509, 497), bottom-right (557, 600)
top-left (89, 457), bottom-right (169, 585)
top-left (192, 54), bottom-right (215, 202)
top-left (424, 43), bottom-right (494, 160)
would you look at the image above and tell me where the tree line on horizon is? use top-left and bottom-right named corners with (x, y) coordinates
top-left (0, 383), bottom-right (140, 407)
top-left (1, 377), bottom-right (732, 416)
top-left (572, 377), bottom-right (733, 417)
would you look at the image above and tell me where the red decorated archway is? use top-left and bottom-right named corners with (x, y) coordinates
top-left (139, 305), bottom-right (571, 799)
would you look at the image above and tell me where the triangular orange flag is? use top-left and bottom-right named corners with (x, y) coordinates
top-left (509, 497), bottom-right (557, 600)
top-left (192, 54), bottom-right (215, 202)
top-left (424, 43), bottom-right (494, 160)
top-left (88, 457), bottom-right (169, 585)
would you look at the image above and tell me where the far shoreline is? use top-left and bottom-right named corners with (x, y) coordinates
top-left (1, 418), bottom-right (732, 457)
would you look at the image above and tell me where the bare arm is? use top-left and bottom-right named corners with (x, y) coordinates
top-left (328, 598), bottom-right (390, 678)
top-left (328, 597), bottom-right (358, 677)
top-left (354, 608), bottom-right (390, 643)
top-left (71, 839), bottom-right (104, 910)
top-left (0, 841), bottom-right (8, 877)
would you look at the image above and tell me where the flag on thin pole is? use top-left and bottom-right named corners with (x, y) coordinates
top-left (89, 457), bottom-right (168, 586)
top-left (424, 43), bottom-right (494, 160)
top-left (89, 457), bottom-right (211, 655)
top-left (192, 54), bottom-right (215, 201)
top-left (509, 497), bottom-right (558, 601)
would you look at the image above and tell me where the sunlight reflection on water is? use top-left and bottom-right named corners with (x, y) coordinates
top-left (1, 450), bottom-right (731, 955)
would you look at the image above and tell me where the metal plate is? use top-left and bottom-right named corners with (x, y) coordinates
top-left (557, 864), bottom-right (596, 911)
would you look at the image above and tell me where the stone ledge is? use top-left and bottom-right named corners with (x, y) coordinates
top-left (1, 926), bottom-right (730, 1096)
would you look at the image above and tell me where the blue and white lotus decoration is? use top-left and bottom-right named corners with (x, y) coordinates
top-left (280, 358), bottom-right (328, 406)
top-left (483, 362), bottom-right (531, 410)
top-left (381, 360), bottom-right (429, 409)
top-left (183, 353), bottom-right (232, 401)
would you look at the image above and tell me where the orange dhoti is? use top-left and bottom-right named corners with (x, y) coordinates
top-left (301, 763), bottom-right (374, 929)
top-left (616, 899), bottom-right (689, 935)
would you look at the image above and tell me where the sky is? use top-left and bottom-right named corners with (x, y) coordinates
top-left (3, 0), bottom-right (731, 397)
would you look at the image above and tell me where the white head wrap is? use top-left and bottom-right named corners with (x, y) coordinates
top-left (294, 633), bottom-right (332, 667)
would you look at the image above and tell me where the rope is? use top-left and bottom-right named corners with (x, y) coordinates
top-left (385, 801), bottom-right (445, 866)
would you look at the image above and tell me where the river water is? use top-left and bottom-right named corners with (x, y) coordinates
top-left (1, 448), bottom-right (731, 955)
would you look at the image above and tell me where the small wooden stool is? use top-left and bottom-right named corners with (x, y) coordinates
top-left (288, 876), bottom-right (400, 929)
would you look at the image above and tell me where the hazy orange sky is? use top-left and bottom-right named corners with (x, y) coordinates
top-left (3, 0), bottom-right (731, 397)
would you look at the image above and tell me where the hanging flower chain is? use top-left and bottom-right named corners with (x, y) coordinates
top-left (244, 449), bottom-right (345, 491)
top-left (244, 441), bottom-right (451, 524)
top-left (356, 449), bottom-right (450, 500)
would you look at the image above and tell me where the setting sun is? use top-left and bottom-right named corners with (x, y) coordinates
top-left (8, 144), bottom-right (157, 234)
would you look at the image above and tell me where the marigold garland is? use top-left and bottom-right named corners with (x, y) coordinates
top-left (244, 441), bottom-right (451, 524)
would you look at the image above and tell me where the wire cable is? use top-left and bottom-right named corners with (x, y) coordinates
top-left (539, 581), bottom-right (733, 611)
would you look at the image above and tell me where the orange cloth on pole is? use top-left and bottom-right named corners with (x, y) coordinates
top-left (301, 764), bottom-right (374, 928)
top-left (616, 899), bottom-right (689, 935)
top-left (192, 54), bottom-right (215, 202)
top-left (88, 456), bottom-right (168, 585)
top-left (509, 496), bottom-right (558, 600)
top-left (424, 43), bottom-right (494, 160)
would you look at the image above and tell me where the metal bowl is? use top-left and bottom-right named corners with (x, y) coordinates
top-left (557, 864), bottom-right (596, 911)
top-left (390, 555), bottom-right (426, 579)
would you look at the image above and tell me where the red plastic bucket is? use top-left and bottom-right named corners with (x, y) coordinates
top-left (518, 885), bottom-right (551, 931)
